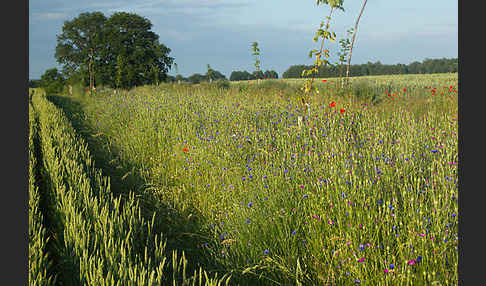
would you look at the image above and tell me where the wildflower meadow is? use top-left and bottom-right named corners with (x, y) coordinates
top-left (29, 71), bottom-right (458, 285)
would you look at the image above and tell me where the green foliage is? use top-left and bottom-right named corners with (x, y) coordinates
top-left (251, 42), bottom-right (261, 74)
top-left (215, 79), bottom-right (231, 90)
top-left (189, 68), bottom-right (226, 85)
top-left (252, 70), bottom-right (264, 80)
top-left (165, 75), bottom-right (176, 83)
top-left (29, 79), bottom-right (42, 88)
top-left (175, 74), bottom-right (187, 83)
top-left (55, 11), bottom-right (107, 90)
top-left (263, 70), bottom-right (279, 79)
top-left (230, 70), bottom-right (253, 81)
top-left (316, 0), bottom-right (345, 10)
top-left (300, 4), bottom-right (340, 110)
top-left (336, 28), bottom-right (352, 84)
top-left (283, 58), bottom-right (459, 79)
top-left (30, 91), bottom-right (232, 285)
top-left (55, 11), bottom-right (174, 90)
top-left (188, 73), bottom-right (207, 84)
top-left (29, 100), bottom-right (56, 285)
top-left (206, 64), bottom-right (216, 82)
top-left (40, 68), bottom-right (65, 95)
top-left (103, 12), bottom-right (174, 89)
top-left (65, 73), bottom-right (458, 284)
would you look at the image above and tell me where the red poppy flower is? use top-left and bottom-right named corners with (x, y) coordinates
top-left (340, 108), bottom-right (345, 114)
top-left (403, 88), bottom-right (407, 92)
top-left (329, 101), bottom-right (336, 107)
top-left (183, 147), bottom-right (189, 152)
top-left (322, 79), bottom-right (327, 82)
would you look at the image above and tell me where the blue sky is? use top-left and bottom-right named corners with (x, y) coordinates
top-left (29, 0), bottom-right (457, 79)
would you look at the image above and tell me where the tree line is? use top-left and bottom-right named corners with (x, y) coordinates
top-left (30, 11), bottom-right (457, 92)
top-left (282, 57), bottom-right (458, 79)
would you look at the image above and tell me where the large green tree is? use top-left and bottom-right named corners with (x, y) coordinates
top-left (103, 12), bottom-right (174, 89)
top-left (55, 12), bottom-right (107, 92)
top-left (55, 11), bottom-right (174, 91)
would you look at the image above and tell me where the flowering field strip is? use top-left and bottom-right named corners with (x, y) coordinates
top-left (30, 92), bottom-right (231, 285)
top-left (58, 73), bottom-right (457, 285)
top-left (28, 97), bottom-right (56, 286)
top-left (275, 73), bottom-right (457, 90)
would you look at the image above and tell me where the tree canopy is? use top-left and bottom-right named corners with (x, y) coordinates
top-left (230, 70), bottom-right (253, 81)
top-left (55, 11), bottom-right (174, 90)
top-left (282, 58), bottom-right (458, 79)
top-left (229, 70), bottom-right (278, 81)
top-left (40, 68), bottom-right (66, 95)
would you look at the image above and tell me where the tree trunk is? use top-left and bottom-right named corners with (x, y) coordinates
top-left (345, 0), bottom-right (368, 86)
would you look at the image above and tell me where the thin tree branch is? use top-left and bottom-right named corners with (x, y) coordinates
top-left (345, 0), bottom-right (368, 85)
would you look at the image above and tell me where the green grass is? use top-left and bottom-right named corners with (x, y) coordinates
top-left (30, 73), bottom-right (458, 285)
top-left (29, 95), bottom-right (56, 286)
top-left (29, 90), bottom-right (231, 285)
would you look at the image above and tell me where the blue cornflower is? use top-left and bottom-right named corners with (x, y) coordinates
top-left (416, 255), bottom-right (422, 263)
top-left (354, 279), bottom-right (361, 284)
top-left (263, 249), bottom-right (269, 255)
top-left (389, 263), bottom-right (395, 270)
top-left (359, 244), bottom-right (365, 251)
top-left (303, 194), bottom-right (309, 199)
top-left (246, 218), bottom-right (251, 224)
top-left (292, 230), bottom-right (297, 235)
top-left (220, 233), bottom-right (227, 240)
top-left (247, 202), bottom-right (253, 208)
